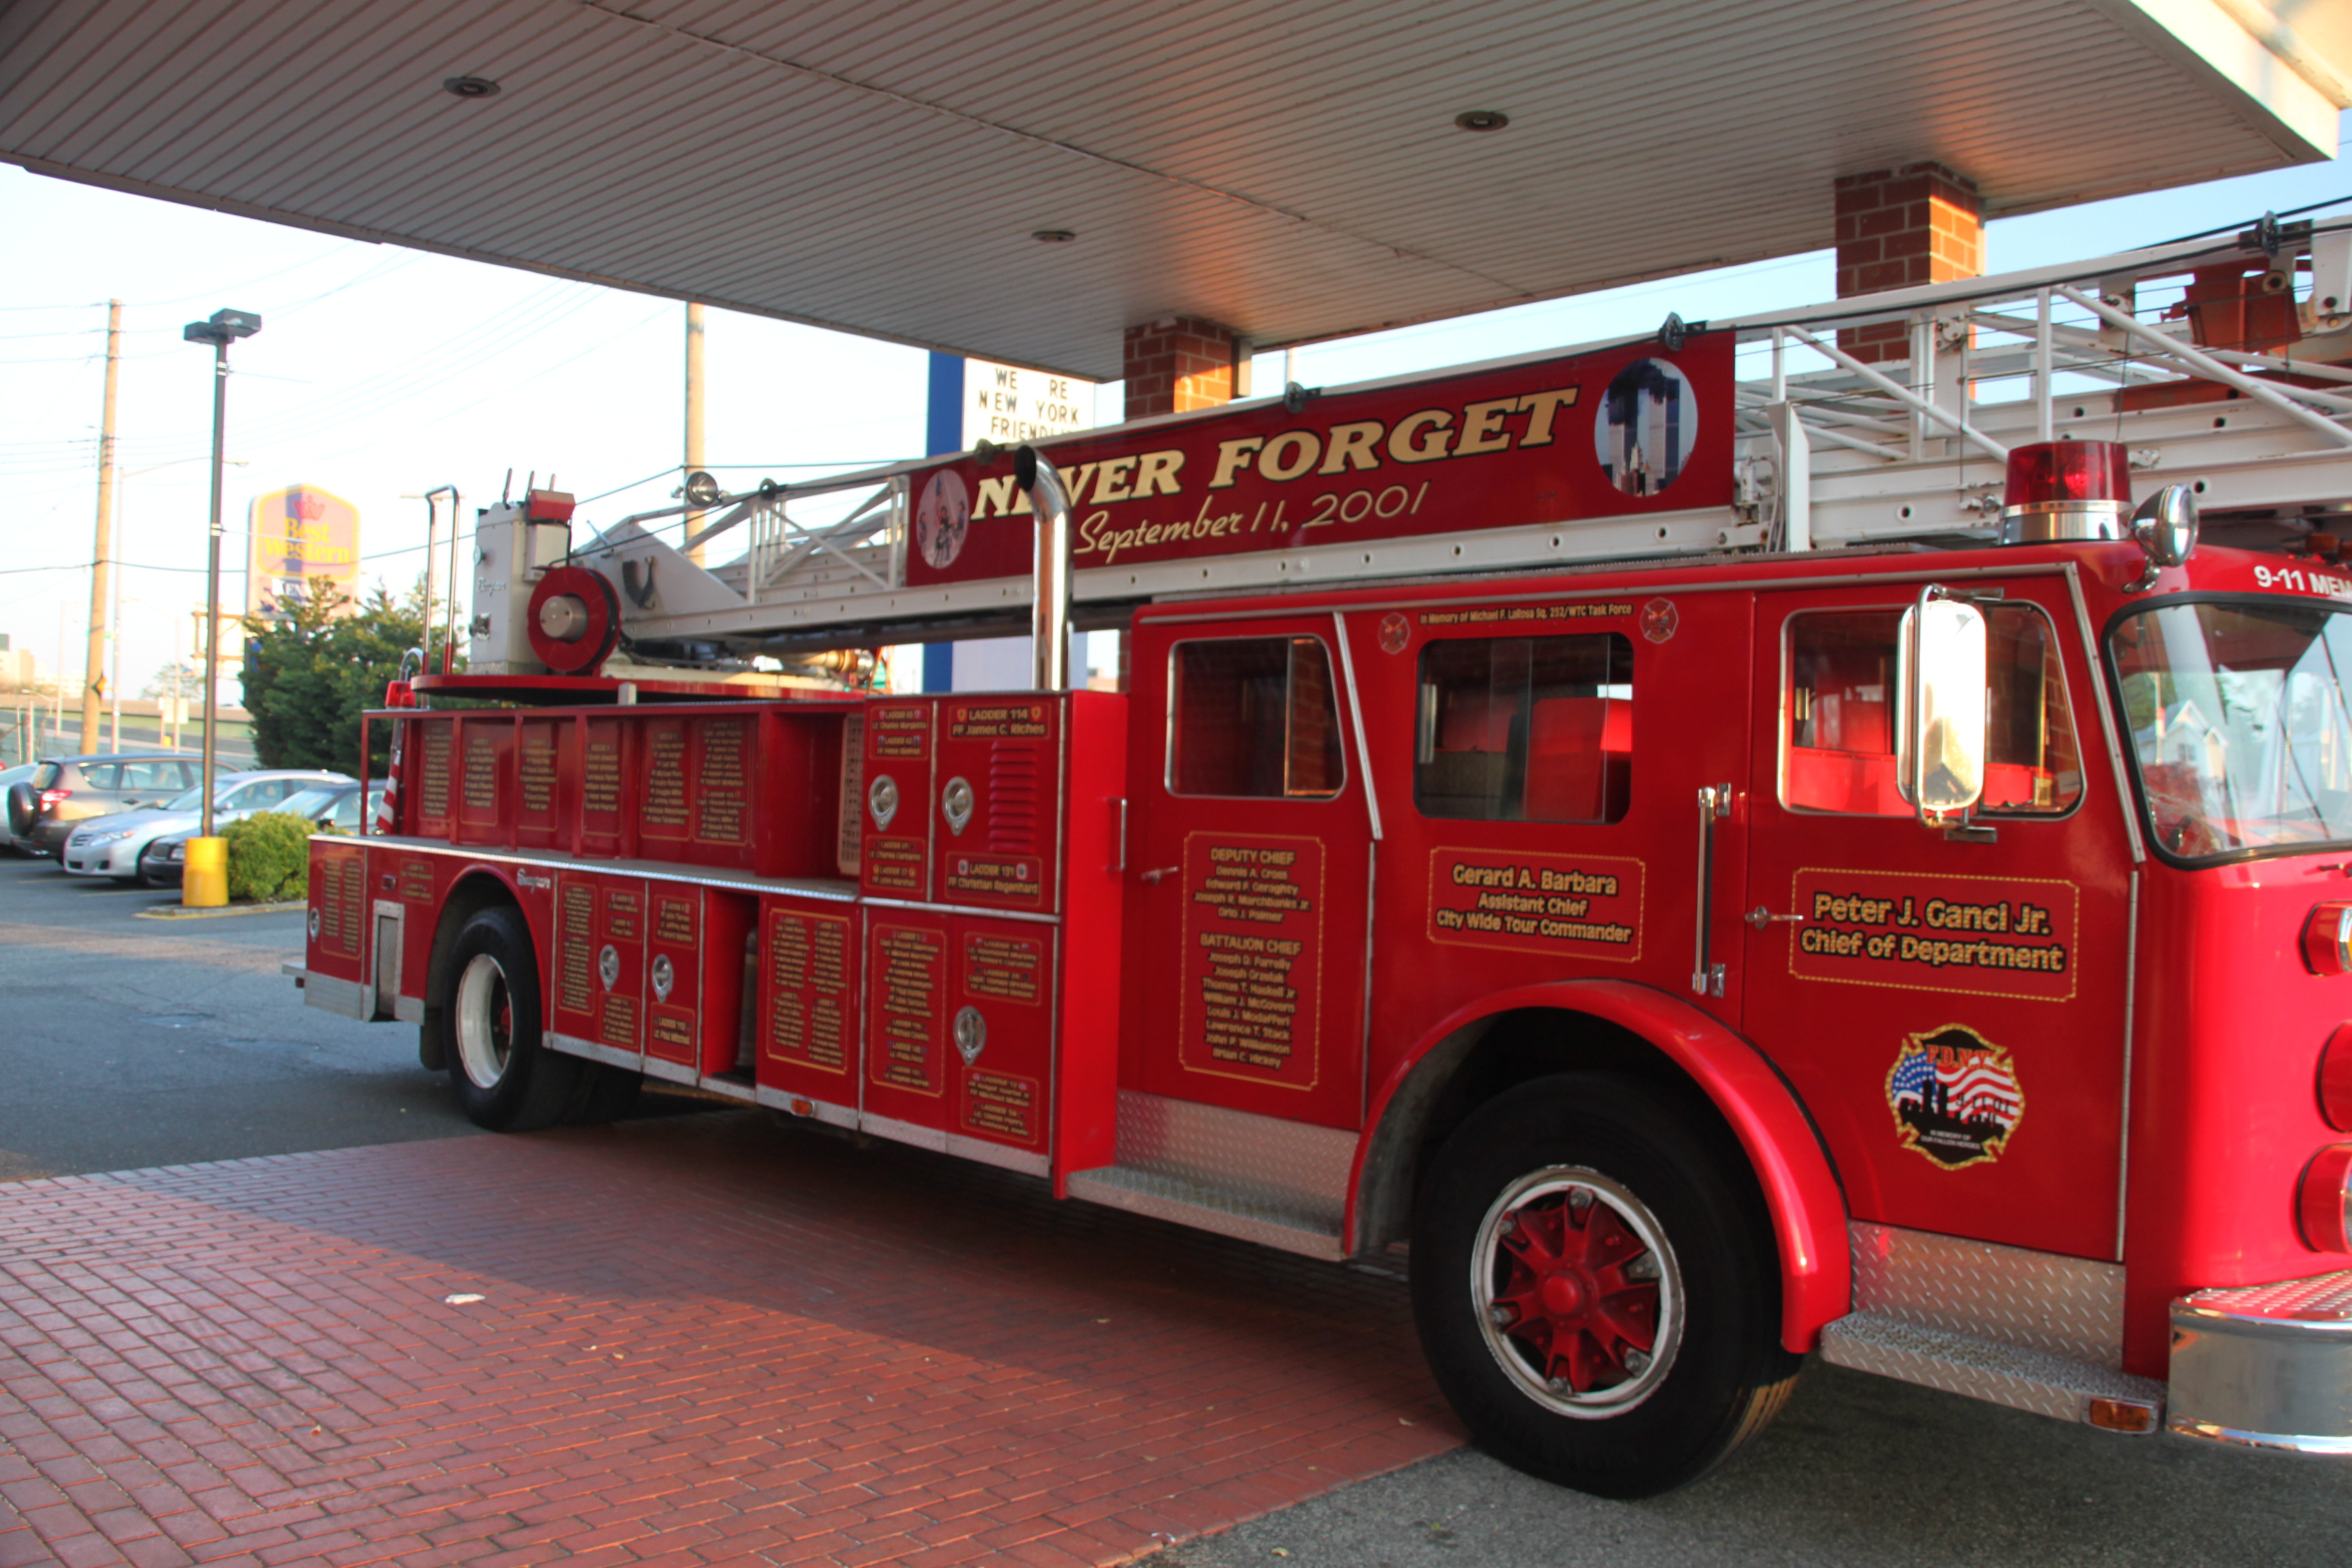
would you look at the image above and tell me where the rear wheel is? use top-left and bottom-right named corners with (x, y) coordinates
top-left (1412, 1072), bottom-right (1799, 1498)
top-left (437, 906), bottom-right (585, 1131)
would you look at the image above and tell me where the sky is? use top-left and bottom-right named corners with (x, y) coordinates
top-left (1, 107), bottom-right (2347, 701)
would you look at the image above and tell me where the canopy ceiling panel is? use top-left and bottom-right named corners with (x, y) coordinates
top-left (1, 0), bottom-right (2342, 377)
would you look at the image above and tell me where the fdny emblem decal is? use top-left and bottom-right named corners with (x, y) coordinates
top-left (1886, 1024), bottom-right (2024, 1169)
top-left (1639, 597), bottom-right (1678, 643)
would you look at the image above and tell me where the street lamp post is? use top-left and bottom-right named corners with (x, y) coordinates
top-left (110, 457), bottom-right (247, 752)
top-left (180, 308), bottom-right (259, 907)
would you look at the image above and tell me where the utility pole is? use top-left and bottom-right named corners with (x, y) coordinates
top-left (683, 300), bottom-right (706, 566)
top-left (78, 299), bottom-right (120, 753)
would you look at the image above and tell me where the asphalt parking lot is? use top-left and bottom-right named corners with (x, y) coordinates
top-left (5, 850), bottom-right (2352, 1565)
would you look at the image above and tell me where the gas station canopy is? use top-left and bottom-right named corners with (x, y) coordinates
top-left (3, 0), bottom-right (2347, 378)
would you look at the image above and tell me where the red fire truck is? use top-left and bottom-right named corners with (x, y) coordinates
top-left (294, 223), bottom-right (2352, 1496)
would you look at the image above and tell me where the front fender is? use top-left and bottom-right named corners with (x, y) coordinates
top-left (1352, 978), bottom-right (1851, 1353)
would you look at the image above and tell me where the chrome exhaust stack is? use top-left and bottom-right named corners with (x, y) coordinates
top-left (1017, 444), bottom-right (1073, 690)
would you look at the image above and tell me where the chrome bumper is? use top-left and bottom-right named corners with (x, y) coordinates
top-left (2170, 1271), bottom-right (2352, 1453)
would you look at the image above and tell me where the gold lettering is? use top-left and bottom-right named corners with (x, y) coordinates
top-left (1094, 455), bottom-right (1140, 502)
top-left (1318, 421), bottom-right (1386, 474)
top-left (1388, 409), bottom-right (1455, 463)
top-left (1209, 437), bottom-right (1265, 488)
top-left (1455, 397), bottom-right (1521, 455)
top-left (1258, 430), bottom-right (1322, 482)
top-left (1516, 387), bottom-right (1580, 447)
top-left (1132, 449), bottom-right (1183, 497)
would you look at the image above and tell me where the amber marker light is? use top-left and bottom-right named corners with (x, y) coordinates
top-left (2085, 1397), bottom-right (2157, 1434)
top-left (2297, 1143), bottom-right (2352, 1252)
top-left (2303, 901), bottom-right (2352, 975)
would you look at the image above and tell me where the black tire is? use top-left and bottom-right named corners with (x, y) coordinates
top-left (5, 783), bottom-right (35, 840)
top-left (435, 905), bottom-right (585, 1131)
top-left (1411, 1072), bottom-right (1800, 1499)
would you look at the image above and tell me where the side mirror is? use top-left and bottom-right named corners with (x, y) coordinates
top-left (2126, 485), bottom-right (2198, 591)
top-left (1896, 591), bottom-right (1988, 823)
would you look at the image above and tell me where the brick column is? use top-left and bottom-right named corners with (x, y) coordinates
top-left (1834, 163), bottom-right (1983, 364)
top-left (1122, 316), bottom-right (1235, 419)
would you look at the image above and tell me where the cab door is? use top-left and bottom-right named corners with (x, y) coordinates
top-left (1122, 617), bottom-right (1373, 1132)
top-left (1740, 577), bottom-right (2131, 1260)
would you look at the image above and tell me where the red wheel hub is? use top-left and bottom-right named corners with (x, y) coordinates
top-left (1493, 1189), bottom-right (1660, 1394)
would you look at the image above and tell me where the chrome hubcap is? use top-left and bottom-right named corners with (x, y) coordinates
top-left (1471, 1166), bottom-right (1682, 1418)
top-left (453, 953), bottom-right (514, 1089)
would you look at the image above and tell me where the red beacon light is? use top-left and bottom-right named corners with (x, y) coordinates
top-left (2002, 440), bottom-right (2134, 542)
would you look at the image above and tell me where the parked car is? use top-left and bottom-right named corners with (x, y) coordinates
top-left (141, 781), bottom-right (385, 887)
top-left (5, 753), bottom-right (205, 856)
top-left (0, 764), bottom-right (36, 853)
top-left (59, 769), bottom-right (349, 885)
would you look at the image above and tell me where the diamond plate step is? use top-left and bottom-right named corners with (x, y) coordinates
top-left (1066, 1164), bottom-right (1344, 1261)
top-left (1820, 1309), bottom-right (2165, 1427)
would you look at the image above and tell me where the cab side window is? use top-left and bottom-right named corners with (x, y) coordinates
top-left (1784, 605), bottom-right (2083, 816)
top-left (1168, 636), bottom-right (1345, 798)
top-left (1414, 633), bottom-right (1633, 823)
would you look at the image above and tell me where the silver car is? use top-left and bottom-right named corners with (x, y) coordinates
top-left (143, 781), bottom-right (385, 887)
top-left (61, 769), bottom-right (349, 884)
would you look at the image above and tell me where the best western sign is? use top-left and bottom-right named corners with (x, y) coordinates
top-left (905, 333), bottom-right (1732, 586)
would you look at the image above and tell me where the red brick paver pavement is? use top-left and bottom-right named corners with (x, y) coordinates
top-left (0, 1111), bottom-right (1460, 1567)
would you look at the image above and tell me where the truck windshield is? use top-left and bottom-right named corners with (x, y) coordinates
top-left (2108, 598), bottom-right (2352, 860)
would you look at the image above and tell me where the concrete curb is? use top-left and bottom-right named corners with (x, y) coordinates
top-left (135, 898), bottom-right (306, 921)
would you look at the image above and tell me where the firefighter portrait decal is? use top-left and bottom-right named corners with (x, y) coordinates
top-left (1885, 1024), bottom-right (2024, 1169)
top-left (915, 470), bottom-right (970, 569)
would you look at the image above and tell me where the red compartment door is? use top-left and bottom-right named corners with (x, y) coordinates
top-left (949, 915), bottom-right (1056, 1163)
top-left (758, 894), bottom-right (860, 1110)
top-left (551, 871), bottom-right (644, 1059)
top-left (860, 699), bottom-right (935, 900)
top-left (864, 909), bottom-right (951, 1133)
top-left (644, 886), bottom-right (703, 1070)
top-left (934, 697), bottom-right (1062, 915)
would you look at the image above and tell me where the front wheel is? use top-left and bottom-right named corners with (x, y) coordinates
top-left (436, 906), bottom-right (586, 1131)
top-left (1411, 1072), bottom-right (1799, 1498)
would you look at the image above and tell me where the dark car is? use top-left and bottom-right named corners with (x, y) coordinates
top-left (4, 753), bottom-right (205, 857)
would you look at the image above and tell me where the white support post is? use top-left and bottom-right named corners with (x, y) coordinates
top-left (1768, 402), bottom-right (1811, 552)
top-left (2034, 288), bottom-right (2055, 444)
top-left (1910, 314), bottom-right (1932, 461)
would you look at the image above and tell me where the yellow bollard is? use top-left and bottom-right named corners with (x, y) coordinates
top-left (182, 836), bottom-right (228, 908)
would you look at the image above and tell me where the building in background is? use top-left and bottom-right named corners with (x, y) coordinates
top-left (246, 485), bottom-right (361, 621)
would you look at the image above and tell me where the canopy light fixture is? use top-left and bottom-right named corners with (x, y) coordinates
top-left (1454, 110), bottom-right (1509, 132)
top-left (442, 75), bottom-right (502, 99)
top-left (1032, 229), bottom-right (1077, 244)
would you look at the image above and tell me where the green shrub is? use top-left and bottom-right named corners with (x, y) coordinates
top-left (223, 811), bottom-right (315, 903)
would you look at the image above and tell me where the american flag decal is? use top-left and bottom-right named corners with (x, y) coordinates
top-left (1885, 1024), bottom-right (2025, 1169)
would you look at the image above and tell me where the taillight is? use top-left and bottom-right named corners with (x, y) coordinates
top-left (2322, 1026), bottom-right (2352, 1132)
top-left (37, 788), bottom-right (69, 809)
top-left (2298, 1143), bottom-right (2352, 1252)
top-left (2306, 902), bottom-right (2352, 975)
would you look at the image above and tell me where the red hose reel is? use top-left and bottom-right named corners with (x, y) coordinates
top-left (527, 566), bottom-right (622, 675)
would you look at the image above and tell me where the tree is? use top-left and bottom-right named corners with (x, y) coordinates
top-left (240, 584), bottom-right (436, 772)
top-left (143, 660), bottom-right (200, 703)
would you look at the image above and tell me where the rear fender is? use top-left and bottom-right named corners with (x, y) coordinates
top-left (1352, 978), bottom-right (1851, 1353)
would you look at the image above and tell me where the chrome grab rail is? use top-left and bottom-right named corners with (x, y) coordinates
top-left (1693, 783), bottom-right (1733, 998)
